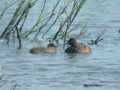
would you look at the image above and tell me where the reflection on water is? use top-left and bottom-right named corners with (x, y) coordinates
top-left (1, 0), bottom-right (120, 90)
top-left (0, 41), bottom-right (120, 90)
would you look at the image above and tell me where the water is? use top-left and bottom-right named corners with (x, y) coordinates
top-left (0, 0), bottom-right (120, 90)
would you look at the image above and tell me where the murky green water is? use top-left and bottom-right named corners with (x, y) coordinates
top-left (0, 0), bottom-right (120, 90)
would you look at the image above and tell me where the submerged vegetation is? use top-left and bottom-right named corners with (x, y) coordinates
top-left (0, 0), bottom-right (105, 49)
top-left (0, 65), bottom-right (17, 90)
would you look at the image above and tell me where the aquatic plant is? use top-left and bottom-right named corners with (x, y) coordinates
top-left (33, 0), bottom-right (61, 40)
top-left (0, 65), bottom-right (6, 88)
top-left (88, 29), bottom-right (106, 45)
top-left (0, 0), bottom-right (38, 49)
top-left (75, 22), bottom-right (88, 39)
top-left (23, 0), bottom-right (87, 42)
top-left (0, 0), bottom-right (88, 49)
top-left (52, 0), bottom-right (87, 45)
top-left (0, 64), bottom-right (17, 90)
top-left (24, 0), bottom-right (47, 39)
top-left (42, 0), bottom-right (72, 38)
top-left (0, 65), bottom-right (5, 81)
top-left (0, 0), bottom-right (18, 20)
top-left (10, 83), bottom-right (17, 90)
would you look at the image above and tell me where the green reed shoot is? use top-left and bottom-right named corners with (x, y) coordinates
top-left (42, 0), bottom-right (72, 38)
top-left (0, 0), bottom-right (25, 39)
top-left (10, 83), bottom-right (17, 90)
top-left (24, 0), bottom-right (47, 38)
top-left (33, 0), bottom-right (61, 40)
top-left (64, 0), bottom-right (87, 44)
top-left (53, 0), bottom-right (87, 42)
top-left (0, 0), bottom-right (18, 20)
top-left (75, 22), bottom-right (88, 39)
top-left (0, 0), bottom-right (37, 49)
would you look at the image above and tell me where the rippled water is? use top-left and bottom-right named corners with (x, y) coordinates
top-left (0, 0), bottom-right (120, 90)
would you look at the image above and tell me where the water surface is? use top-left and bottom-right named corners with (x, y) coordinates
top-left (0, 0), bottom-right (120, 90)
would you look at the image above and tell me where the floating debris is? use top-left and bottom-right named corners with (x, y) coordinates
top-left (83, 84), bottom-right (103, 87)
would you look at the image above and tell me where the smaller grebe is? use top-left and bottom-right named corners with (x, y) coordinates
top-left (30, 43), bottom-right (57, 54)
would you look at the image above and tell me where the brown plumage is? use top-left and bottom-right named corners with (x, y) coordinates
top-left (30, 43), bottom-right (57, 54)
top-left (65, 38), bottom-right (91, 54)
